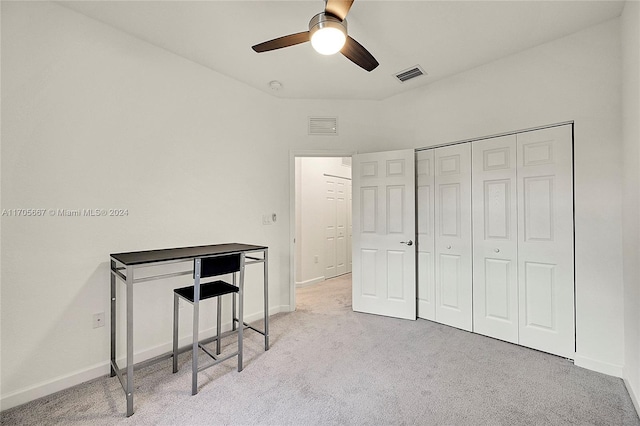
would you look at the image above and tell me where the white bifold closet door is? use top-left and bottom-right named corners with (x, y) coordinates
top-left (472, 135), bottom-right (519, 343)
top-left (471, 125), bottom-right (574, 356)
top-left (434, 144), bottom-right (473, 331)
top-left (517, 125), bottom-right (574, 358)
top-left (416, 150), bottom-right (436, 321)
top-left (418, 124), bottom-right (574, 358)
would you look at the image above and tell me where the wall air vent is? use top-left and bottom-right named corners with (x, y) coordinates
top-left (394, 65), bottom-right (426, 83)
top-left (308, 117), bottom-right (338, 136)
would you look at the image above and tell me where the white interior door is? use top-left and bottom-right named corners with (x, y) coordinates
top-left (325, 178), bottom-right (337, 279)
top-left (347, 181), bottom-right (353, 273)
top-left (336, 179), bottom-right (347, 276)
top-left (517, 125), bottom-right (574, 357)
top-left (472, 135), bottom-right (519, 343)
top-left (416, 150), bottom-right (436, 321)
top-left (352, 149), bottom-right (416, 320)
top-left (435, 143), bottom-right (473, 331)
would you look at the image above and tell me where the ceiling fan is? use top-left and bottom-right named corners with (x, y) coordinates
top-left (251, 0), bottom-right (379, 72)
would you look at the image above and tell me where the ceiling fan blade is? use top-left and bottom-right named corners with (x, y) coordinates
top-left (252, 31), bottom-right (310, 53)
top-left (325, 0), bottom-right (354, 21)
top-left (340, 36), bottom-right (379, 72)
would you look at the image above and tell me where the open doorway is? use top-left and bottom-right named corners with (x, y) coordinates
top-left (291, 155), bottom-right (353, 310)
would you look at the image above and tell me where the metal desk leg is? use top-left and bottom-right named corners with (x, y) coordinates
top-left (126, 265), bottom-right (134, 417)
top-left (238, 254), bottom-right (245, 371)
top-left (110, 261), bottom-right (116, 377)
top-left (173, 293), bottom-right (179, 373)
top-left (264, 249), bottom-right (269, 350)
top-left (192, 259), bottom-right (201, 396)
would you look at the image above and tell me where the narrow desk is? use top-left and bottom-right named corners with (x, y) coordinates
top-left (110, 243), bottom-right (269, 417)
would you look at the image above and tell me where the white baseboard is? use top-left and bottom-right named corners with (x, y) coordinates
top-left (0, 306), bottom-right (285, 412)
top-left (574, 354), bottom-right (624, 377)
top-left (623, 377), bottom-right (640, 417)
top-left (295, 276), bottom-right (325, 288)
top-left (0, 361), bottom-right (110, 412)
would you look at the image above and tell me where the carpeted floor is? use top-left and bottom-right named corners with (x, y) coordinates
top-left (2, 273), bottom-right (639, 425)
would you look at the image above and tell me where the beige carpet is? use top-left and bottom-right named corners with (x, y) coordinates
top-left (2, 273), bottom-right (639, 425)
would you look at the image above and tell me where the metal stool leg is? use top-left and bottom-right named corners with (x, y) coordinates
top-left (173, 293), bottom-right (179, 373)
top-left (216, 297), bottom-right (222, 355)
top-left (232, 273), bottom-right (237, 331)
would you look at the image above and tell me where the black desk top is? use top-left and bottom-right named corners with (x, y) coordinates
top-left (110, 243), bottom-right (267, 266)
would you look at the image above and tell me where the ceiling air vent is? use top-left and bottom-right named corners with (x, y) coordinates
top-left (309, 117), bottom-right (338, 136)
top-left (394, 65), bottom-right (426, 83)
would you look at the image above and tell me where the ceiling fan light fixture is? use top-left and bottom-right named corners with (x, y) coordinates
top-left (251, 1), bottom-right (378, 72)
top-left (311, 27), bottom-right (346, 55)
top-left (309, 13), bottom-right (347, 55)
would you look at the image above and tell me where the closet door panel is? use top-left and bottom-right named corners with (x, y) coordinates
top-left (416, 150), bottom-right (436, 320)
top-left (472, 135), bottom-right (518, 343)
top-left (435, 144), bottom-right (472, 331)
top-left (325, 178), bottom-right (337, 279)
top-left (517, 125), bottom-right (574, 358)
top-left (347, 181), bottom-right (353, 273)
top-left (336, 180), bottom-right (347, 276)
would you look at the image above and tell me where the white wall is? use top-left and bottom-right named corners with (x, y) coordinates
top-left (0, 1), bottom-right (293, 408)
top-left (278, 98), bottom-right (387, 155)
top-left (379, 18), bottom-right (625, 376)
top-left (295, 157), bottom-right (351, 286)
top-left (622, 0), bottom-right (640, 413)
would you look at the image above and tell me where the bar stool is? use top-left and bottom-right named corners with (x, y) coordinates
top-left (172, 253), bottom-right (244, 395)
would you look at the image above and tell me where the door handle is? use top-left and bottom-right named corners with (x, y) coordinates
top-left (400, 240), bottom-right (413, 246)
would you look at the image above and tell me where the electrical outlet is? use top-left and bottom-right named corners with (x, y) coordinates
top-left (314, 255), bottom-right (319, 264)
top-left (93, 312), bottom-right (105, 328)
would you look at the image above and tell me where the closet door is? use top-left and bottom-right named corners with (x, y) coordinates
top-left (435, 144), bottom-right (473, 331)
top-left (517, 125), bottom-right (574, 358)
top-left (336, 179), bottom-right (348, 276)
top-left (325, 176), bottom-right (349, 279)
top-left (472, 135), bottom-right (518, 343)
top-left (325, 178), bottom-right (337, 279)
top-left (347, 181), bottom-right (353, 273)
top-left (416, 150), bottom-right (436, 321)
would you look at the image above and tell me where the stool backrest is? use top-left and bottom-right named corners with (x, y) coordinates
top-left (196, 254), bottom-right (241, 279)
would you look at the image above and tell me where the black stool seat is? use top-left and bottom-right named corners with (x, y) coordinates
top-left (174, 280), bottom-right (238, 303)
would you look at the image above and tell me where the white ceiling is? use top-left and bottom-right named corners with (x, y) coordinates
top-left (59, 0), bottom-right (626, 100)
